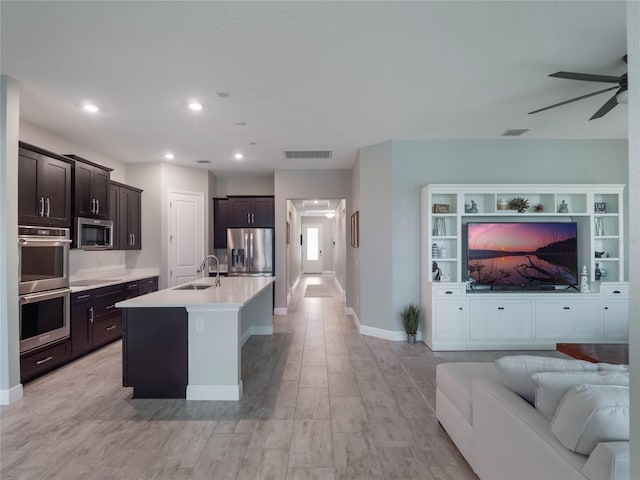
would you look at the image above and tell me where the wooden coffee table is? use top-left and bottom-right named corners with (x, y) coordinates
top-left (556, 343), bottom-right (629, 365)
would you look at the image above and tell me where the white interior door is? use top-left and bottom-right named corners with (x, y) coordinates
top-left (302, 223), bottom-right (323, 273)
top-left (168, 191), bottom-right (204, 286)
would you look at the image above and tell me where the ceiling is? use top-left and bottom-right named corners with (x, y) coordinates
top-left (0, 1), bottom-right (628, 176)
top-left (291, 199), bottom-right (342, 217)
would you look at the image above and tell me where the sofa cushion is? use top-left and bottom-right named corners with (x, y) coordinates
top-left (533, 371), bottom-right (629, 421)
top-left (582, 442), bottom-right (630, 480)
top-left (495, 355), bottom-right (598, 404)
top-left (551, 385), bottom-right (629, 455)
top-left (436, 362), bottom-right (498, 424)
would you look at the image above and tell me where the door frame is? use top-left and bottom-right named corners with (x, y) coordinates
top-left (167, 189), bottom-right (205, 287)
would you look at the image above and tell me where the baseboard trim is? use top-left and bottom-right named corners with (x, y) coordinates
top-left (322, 270), bottom-right (335, 275)
top-left (0, 384), bottom-right (23, 405)
top-left (186, 382), bottom-right (243, 401)
top-left (334, 276), bottom-right (346, 300)
top-left (241, 325), bottom-right (275, 345)
top-left (274, 307), bottom-right (287, 316)
top-left (359, 323), bottom-right (423, 342)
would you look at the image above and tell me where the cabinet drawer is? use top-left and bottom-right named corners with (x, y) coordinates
top-left (71, 291), bottom-right (92, 304)
top-left (92, 314), bottom-right (122, 347)
top-left (433, 285), bottom-right (465, 298)
top-left (138, 277), bottom-right (158, 289)
top-left (601, 284), bottom-right (628, 298)
top-left (20, 340), bottom-right (71, 382)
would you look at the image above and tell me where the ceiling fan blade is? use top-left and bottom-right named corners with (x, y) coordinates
top-left (550, 71), bottom-right (622, 83)
top-left (528, 86), bottom-right (619, 115)
top-left (589, 92), bottom-right (619, 120)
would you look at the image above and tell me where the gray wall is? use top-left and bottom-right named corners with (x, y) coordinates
top-left (350, 155), bottom-right (361, 319)
top-left (0, 76), bottom-right (20, 398)
top-left (274, 170), bottom-right (352, 310)
top-left (333, 199), bottom-right (347, 293)
top-left (357, 139), bottom-right (629, 333)
top-left (216, 175), bottom-right (274, 196)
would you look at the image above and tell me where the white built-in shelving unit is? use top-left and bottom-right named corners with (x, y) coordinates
top-left (420, 184), bottom-right (628, 351)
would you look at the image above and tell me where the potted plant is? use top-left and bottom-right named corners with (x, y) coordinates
top-left (401, 303), bottom-right (423, 344)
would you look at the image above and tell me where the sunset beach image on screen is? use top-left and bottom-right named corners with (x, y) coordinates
top-left (467, 222), bottom-right (578, 286)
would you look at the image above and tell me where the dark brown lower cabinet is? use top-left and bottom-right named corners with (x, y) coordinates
top-left (122, 307), bottom-right (188, 398)
top-left (20, 340), bottom-right (71, 383)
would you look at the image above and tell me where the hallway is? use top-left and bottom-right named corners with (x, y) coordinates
top-left (1, 274), bottom-right (480, 480)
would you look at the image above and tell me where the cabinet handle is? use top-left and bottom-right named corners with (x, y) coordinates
top-left (132, 234), bottom-right (135, 245)
top-left (127, 283), bottom-right (138, 289)
top-left (89, 306), bottom-right (94, 323)
top-left (106, 304), bottom-right (115, 310)
top-left (445, 291), bottom-right (453, 294)
top-left (77, 294), bottom-right (90, 300)
top-left (604, 307), bottom-right (609, 310)
top-left (459, 307), bottom-right (463, 310)
top-left (36, 356), bottom-right (53, 365)
top-left (252, 213), bottom-right (255, 223)
top-left (39, 197), bottom-right (45, 217)
top-left (497, 307), bottom-right (504, 310)
top-left (96, 199), bottom-right (100, 214)
top-left (563, 306), bottom-right (570, 310)
top-left (247, 213), bottom-right (250, 223)
top-left (613, 290), bottom-right (621, 294)
top-left (105, 325), bottom-right (117, 331)
top-left (45, 198), bottom-right (50, 217)
top-left (91, 198), bottom-right (95, 214)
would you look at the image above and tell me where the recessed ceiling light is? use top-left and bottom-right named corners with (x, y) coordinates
top-left (82, 103), bottom-right (99, 113)
top-left (188, 101), bottom-right (203, 112)
top-left (326, 213), bottom-right (335, 219)
top-left (234, 153), bottom-right (244, 160)
top-left (314, 200), bottom-right (319, 204)
top-left (217, 92), bottom-right (230, 98)
top-left (164, 152), bottom-right (175, 160)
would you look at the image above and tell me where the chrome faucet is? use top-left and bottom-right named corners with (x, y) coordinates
top-left (197, 255), bottom-right (221, 286)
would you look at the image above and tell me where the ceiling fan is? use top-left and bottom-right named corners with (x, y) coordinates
top-left (529, 55), bottom-right (628, 120)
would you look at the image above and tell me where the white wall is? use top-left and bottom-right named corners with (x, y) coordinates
top-left (333, 199), bottom-right (347, 293)
top-left (274, 170), bottom-right (352, 311)
top-left (356, 140), bottom-right (629, 334)
top-left (626, 3), bottom-right (639, 477)
top-left (0, 76), bottom-right (21, 402)
top-left (216, 175), bottom-right (274, 196)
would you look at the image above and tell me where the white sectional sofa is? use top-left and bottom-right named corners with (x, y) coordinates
top-left (436, 358), bottom-right (630, 480)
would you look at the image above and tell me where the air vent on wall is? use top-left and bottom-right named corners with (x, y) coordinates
top-left (196, 160), bottom-right (211, 164)
top-left (284, 150), bottom-right (332, 159)
top-left (501, 128), bottom-right (530, 137)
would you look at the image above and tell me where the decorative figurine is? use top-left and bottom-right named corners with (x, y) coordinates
top-left (465, 200), bottom-right (478, 213)
top-left (558, 200), bottom-right (569, 213)
top-left (432, 261), bottom-right (442, 282)
top-left (580, 265), bottom-right (590, 293)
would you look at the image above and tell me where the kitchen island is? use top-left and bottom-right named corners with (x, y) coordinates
top-left (116, 276), bottom-right (274, 400)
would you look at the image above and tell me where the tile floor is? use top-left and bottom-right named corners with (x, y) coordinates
top-left (1, 275), bottom-right (560, 479)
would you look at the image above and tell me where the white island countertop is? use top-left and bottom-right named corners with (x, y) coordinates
top-left (115, 276), bottom-right (275, 309)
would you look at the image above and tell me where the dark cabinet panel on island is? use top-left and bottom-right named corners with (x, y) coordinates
top-left (18, 143), bottom-right (72, 227)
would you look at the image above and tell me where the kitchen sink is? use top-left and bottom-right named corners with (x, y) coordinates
top-left (70, 278), bottom-right (122, 286)
top-left (173, 284), bottom-right (213, 291)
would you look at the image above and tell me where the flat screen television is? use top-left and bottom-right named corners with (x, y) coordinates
top-left (467, 222), bottom-right (578, 288)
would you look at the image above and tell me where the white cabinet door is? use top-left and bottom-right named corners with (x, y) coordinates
top-left (468, 298), bottom-right (532, 341)
top-left (434, 300), bottom-right (465, 343)
top-left (535, 297), bottom-right (599, 341)
top-left (602, 301), bottom-right (629, 341)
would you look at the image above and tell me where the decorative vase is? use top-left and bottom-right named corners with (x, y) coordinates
top-left (407, 334), bottom-right (416, 344)
top-left (432, 243), bottom-right (439, 258)
top-left (558, 200), bottom-right (569, 213)
top-left (595, 263), bottom-right (602, 281)
top-left (497, 198), bottom-right (508, 210)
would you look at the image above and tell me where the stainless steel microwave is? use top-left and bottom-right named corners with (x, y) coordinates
top-left (76, 217), bottom-right (113, 250)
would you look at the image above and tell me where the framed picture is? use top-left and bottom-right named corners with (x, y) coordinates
top-left (350, 211), bottom-right (359, 248)
top-left (286, 221), bottom-right (290, 245)
top-left (433, 204), bottom-right (450, 213)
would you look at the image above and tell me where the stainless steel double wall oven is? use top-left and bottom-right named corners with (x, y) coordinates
top-left (18, 226), bottom-right (71, 354)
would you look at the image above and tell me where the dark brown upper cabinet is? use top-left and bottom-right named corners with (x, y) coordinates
top-left (110, 181), bottom-right (142, 250)
top-left (18, 143), bottom-right (72, 227)
top-left (65, 154), bottom-right (111, 220)
top-left (228, 196), bottom-right (274, 228)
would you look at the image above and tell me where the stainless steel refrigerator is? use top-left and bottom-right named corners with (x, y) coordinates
top-left (227, 228), bottom-right (274, 276)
